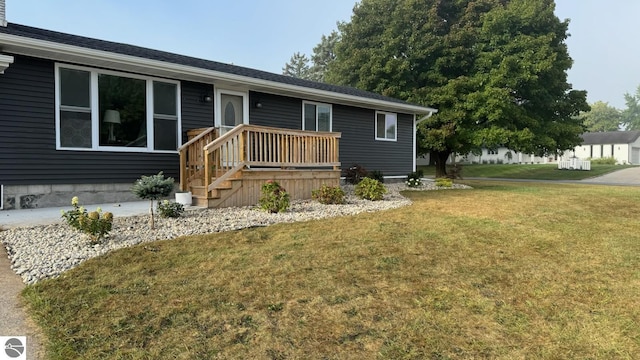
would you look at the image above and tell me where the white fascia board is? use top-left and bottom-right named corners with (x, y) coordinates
top-left (0, 33), bottom-right (437, 114)
top-left (0, 53), bottom-right (14, 73)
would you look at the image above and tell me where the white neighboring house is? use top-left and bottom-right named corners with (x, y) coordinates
top-left (567, 131), bottom-right (640, 165)
top-left (416, 148), bottom-right (554, 165)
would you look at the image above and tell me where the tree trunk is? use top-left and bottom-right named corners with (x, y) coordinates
top-left (433, 151), bottom-right (451, 178)
top-left (428, 151), bottom-right (437, 166)
top-left (149, 200), bottom-right (155, 230)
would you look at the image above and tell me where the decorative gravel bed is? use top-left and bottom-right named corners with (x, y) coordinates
top-left (1, 181), bottom-right (471, 284)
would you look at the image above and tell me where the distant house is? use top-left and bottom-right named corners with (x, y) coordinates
top-left (454, 148), bottom-right (553, 165)
top-left (570, 131), bottom-right (640, 165)
top-left (0, 2), bottom-right (436, 210)
top-left (417, 148), bottom-right (554, 166)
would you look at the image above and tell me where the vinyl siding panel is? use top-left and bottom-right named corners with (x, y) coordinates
top-left (249, 91), bottom-right (301, 129)
top-left (0, 55), bottom-right (214, 185)
top-left (334, 105), bottom-right (413, 176)
top-left (181, 81), bottom-right (214, 142)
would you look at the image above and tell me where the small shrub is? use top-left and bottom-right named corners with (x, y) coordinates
top-left (131, 171), bottom-right (175, 229)
top-left (368, 170), bottom-right (385, 183)
top-left (406, 170), bottom-right (423, 187)
top-left (355, 177), bottom-right (387, 201)
top-left (61, 197), bottom-right (113, 244)
top-left (343, 164), bottom-right (368, 184)
top-left (435, 178), bottom-right (453, 187)
top-left (497, 159), bottom-right (503, 164)
top-left (312, 184), bottom-right (345, 205)
top-left (259, 180), bottom-right (290, 213)
top-left (157, 200), bottom-right (184, 218)
top-left (589, 157), bottom-right (616, 165)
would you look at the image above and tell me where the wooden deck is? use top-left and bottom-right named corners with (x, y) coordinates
top-left (178, 125), bottom-right (341, 208)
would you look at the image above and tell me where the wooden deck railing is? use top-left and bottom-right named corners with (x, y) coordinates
top-left (178, 127), bottom-right (217, 191)
top-left (180, 124), bottom-right (341, 198)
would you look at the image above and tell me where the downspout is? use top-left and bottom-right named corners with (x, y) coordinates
top-left (0, 0), bottom-right (6, 27)
top-left (413, 110), bottom-right (437, 171)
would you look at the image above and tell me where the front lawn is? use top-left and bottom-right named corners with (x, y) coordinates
top-left (418, 163), bottom-right (635, 180)
top-left (24, 181), bottom-right (640, 359)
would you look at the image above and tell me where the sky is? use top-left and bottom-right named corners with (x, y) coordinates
top-left (5, 0), bottom-right (639, 110)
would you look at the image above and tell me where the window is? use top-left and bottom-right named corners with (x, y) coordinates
top-left (56, 64), bottom-right (180, 152)
top-left (303, 101), bottom-right (331, 131)
top-left (375, 111), bottom-right (397, 141)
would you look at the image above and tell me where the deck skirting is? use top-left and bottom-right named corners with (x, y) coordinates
top-left (209, 169), bottom-right (340, 208)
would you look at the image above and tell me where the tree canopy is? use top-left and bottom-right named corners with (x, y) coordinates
top-left (282, 32), bottom-right (340, 82)
top-left (622, 85), bottom-right (640, 130)
top-left (309, 30), bottom-right (340, 82)
top-left (326, 0), bottom-right (589, 176)
top-left (578, 101), bottom-right (622, 132)
top-left (282, 52), bottom-right (311, 79)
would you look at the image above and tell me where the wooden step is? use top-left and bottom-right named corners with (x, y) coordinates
top-left (190, 185), bottom-right (206, 197)
top-left (189, 177), bottom-right (243, 207)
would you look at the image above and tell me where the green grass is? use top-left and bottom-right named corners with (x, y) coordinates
top-left (24, 181), bottom-right (640, 359)
top-left (418, 163), bottom-right (635, 180)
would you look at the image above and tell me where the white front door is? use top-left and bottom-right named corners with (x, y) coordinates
top-left (216, 90), bottom-right (249, 135)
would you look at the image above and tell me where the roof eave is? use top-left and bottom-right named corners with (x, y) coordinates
top-left (0, 53), bottom-right (13, 73)
top-left (0, 32), bottom-right (437, 114)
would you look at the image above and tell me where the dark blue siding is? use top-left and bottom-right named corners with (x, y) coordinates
top-left (249, 91), bottom-right (301, 129)
top-left (0, 55), bottom-right (215, 185)
top-left (334, 106), bottom-right (413, 176)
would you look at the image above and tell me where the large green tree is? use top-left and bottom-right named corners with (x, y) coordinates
top-left (326, 0), bottom-right (588, 176)
top-left (579, 101), bottom-right (622, 132)
top-left (622, 85), bottom-right (640, 130)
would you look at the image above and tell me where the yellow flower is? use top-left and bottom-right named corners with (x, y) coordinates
top-left (103, 212), bottom-right (113, 221)
top-left (71, 196), bottom-right (79, 206)
top-left (88, 211), bottom-right (99, 220)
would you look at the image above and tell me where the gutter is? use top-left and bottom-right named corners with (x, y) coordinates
top-left (417, 110), bottom-right (438, 123)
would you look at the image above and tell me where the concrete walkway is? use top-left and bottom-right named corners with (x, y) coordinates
top-left (0, 245), bottom-right (45, 359)
top-left (1, 200), bottom-right (151, 229)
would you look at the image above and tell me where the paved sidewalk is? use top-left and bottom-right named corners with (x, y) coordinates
top-left (580, 166), bottom-right (640, 185)
top-left (0, 245), bottom-right (44, 359)
top-left (1, 200), bottom-right (151, 229)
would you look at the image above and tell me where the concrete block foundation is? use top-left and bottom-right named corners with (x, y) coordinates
top-left (1, 183), bottom-right (142, 210)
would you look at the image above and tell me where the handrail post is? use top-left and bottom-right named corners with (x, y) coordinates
top-left (240, 128), bottom-right (246, 163)
top-left (179, 149), bottom-right (187, 191)
top-left (204, 149), bottom-right (211, 198)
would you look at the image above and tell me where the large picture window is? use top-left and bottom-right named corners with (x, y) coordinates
top-left (302, 101), bottom-right (332, 132)
top-left (56, 64), bottom-right (181, 152)
top-left (375, 111), bottom-right (397, 141)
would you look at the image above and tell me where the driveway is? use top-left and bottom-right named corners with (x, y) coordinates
top-left (580, 167), bottom-right (640, 185)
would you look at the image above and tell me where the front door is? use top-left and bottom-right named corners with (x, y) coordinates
top-left (217, 91), bottom-right (248, 135)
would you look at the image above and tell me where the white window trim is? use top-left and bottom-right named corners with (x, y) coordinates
top-left (214, 88), bottom-right (249, 128)
top-left (375, 110), bottom-right (397, 142)
top-left (302, 100), bottom-right (333, 132)
top-left (54, 63), bottom-right (182, 153)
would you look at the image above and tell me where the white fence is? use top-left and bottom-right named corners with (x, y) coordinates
top-left (558, 158), bottom-right (591, 170)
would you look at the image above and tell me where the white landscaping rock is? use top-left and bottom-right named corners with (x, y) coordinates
top-left (0, 182), bottom-right (470, 284)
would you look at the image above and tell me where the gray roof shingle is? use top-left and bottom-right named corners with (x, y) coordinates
top-left (0, 23), bottom-right (426, 109)
top-left (581, 131), bottom-right (640, 145)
